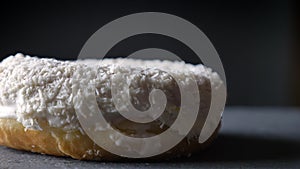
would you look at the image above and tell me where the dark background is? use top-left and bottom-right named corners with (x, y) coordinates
top-left (0, 0), bottom-right (298, 106)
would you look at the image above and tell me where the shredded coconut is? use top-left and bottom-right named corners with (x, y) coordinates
top-left (0, 53), bottom-right (222, 134)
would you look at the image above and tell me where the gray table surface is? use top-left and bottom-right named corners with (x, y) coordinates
top-left (0, 107), bottom-right (299, 169)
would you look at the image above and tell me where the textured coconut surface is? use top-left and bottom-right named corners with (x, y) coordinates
top-left (0, 107), bottom-right (299, 169)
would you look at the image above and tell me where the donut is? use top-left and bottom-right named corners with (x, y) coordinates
top-left (0, 53), bottom-right (225, 160)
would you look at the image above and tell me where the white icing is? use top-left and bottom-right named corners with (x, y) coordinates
top-left (0, 105), bottom-right (17, 119)
top-left (0, 53), bottom-right (223, 139)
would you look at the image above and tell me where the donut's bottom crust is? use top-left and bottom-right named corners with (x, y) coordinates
top-left (0, 118), bottom-right (220, 161)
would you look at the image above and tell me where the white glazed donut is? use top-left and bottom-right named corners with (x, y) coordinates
top-left (0, 53), bottom-right (223, 160)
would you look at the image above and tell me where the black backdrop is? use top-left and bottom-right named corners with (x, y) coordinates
top-left (0, 0), bottom-right (296, 106)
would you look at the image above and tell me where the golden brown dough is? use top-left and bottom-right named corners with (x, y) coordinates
top-left (0, 118), bottom-right (220, 160)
